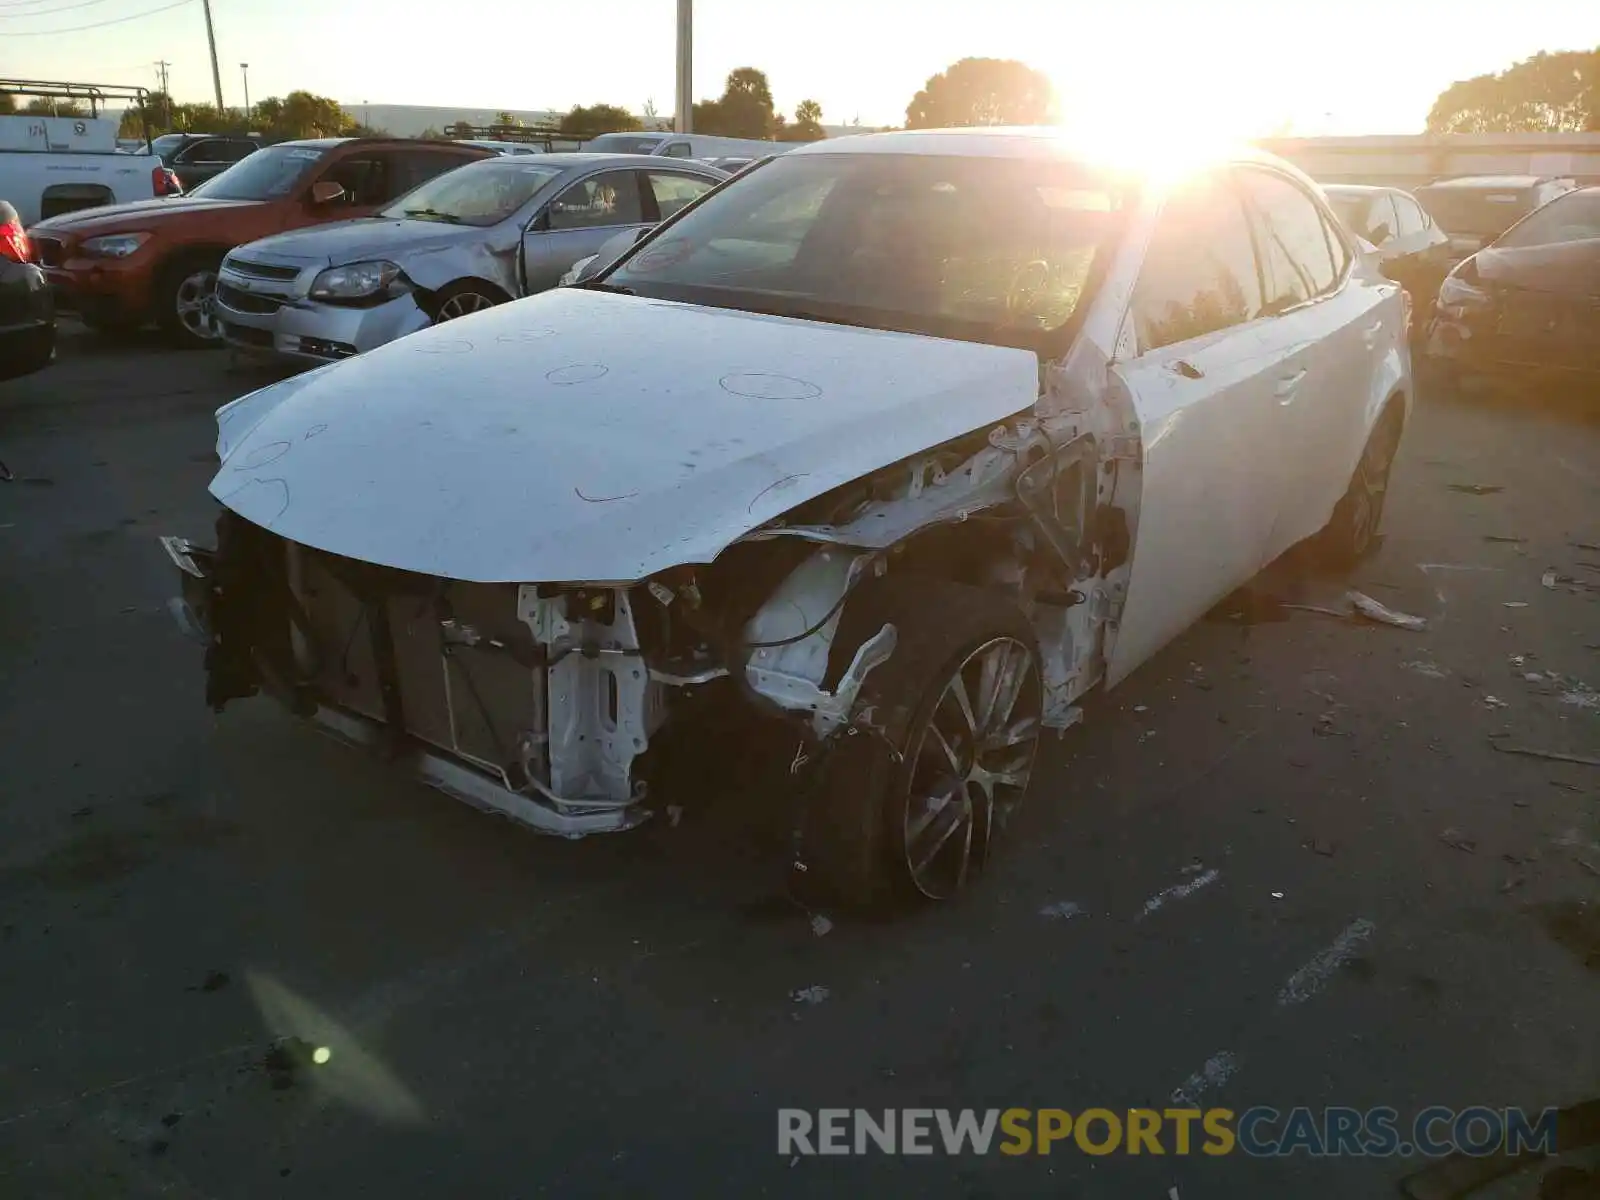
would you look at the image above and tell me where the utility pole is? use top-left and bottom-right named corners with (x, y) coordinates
top-left (200, 0), bottom-right (224, 113)
top-left (240, 63), bottom-right (249, 121)
top-left (154, 60), bottom-right (172, 131)
top-left (674, 0), bottom-right (692, 134)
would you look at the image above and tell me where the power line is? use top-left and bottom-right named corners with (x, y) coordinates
top-left (1, 0), bottom-right (125, 19)
top-left (5, 0), bottom-right (190, 35)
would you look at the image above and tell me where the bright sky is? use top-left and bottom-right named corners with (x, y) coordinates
top-left (0, 0), bottom-right (1593, 135)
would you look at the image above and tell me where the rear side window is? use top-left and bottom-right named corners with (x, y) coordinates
top-left (1236, 168), bottom-right (1340, 312)
top-left (647, 171), bottom-right (716, 219)
top-left (1132, 174), bottom-right (1264, 353)
top-left (394, 150), bottom-right (475, 194)
top-left (660, 142), bottom-right (693, 158)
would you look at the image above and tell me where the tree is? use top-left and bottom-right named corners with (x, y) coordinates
top-left (419, 125), bottom-right (443, 140)
top-left (905, 57), bottom-right (1055, 129)
top-left (1427, 48), bottom-right (1599, 134)
top-left (268, 91), bottom-right (355, 139)
top-left (25, 97), bottom-right (89, 118)
top-left (693, 67), bottom-right (777, 137)
top-left (447, 119), bottom-right (474, 138)
top-left (119, 90), bottom-right (175, 136)
top-left (777, 98), bottom-right (826, 142)
top-left (558, 103), bottom-right (641, 139)
top-left (494, 110), bottom-right (522, 127)
top-left (0, 93), bottom-right (16, 115)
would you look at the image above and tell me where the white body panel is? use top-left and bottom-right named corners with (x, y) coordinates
top-left (211, 287), bottom-right (1038, 584)
top-left (0, 117), bottom-right (160, 226)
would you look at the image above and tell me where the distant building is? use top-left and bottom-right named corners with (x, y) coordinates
top-left (350, 101), bottom-right (878, 140)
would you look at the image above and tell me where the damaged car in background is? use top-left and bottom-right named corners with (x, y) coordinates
top-left (214, 152), bottom-right (726, 363)
top-left (162, 130), bottom-right (1411, 909)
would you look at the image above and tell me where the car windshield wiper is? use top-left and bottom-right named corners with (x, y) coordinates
top-left (573, 281), bottom-right (635, 295)
top-left (400, 207), bottom-right (465, 224)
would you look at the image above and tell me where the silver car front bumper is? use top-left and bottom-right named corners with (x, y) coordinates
top-left (215, 289), bottom-right (432, 364)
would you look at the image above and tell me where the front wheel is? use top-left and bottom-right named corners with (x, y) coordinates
top-left (798, 577), bottom-right (1044, 910)
top-left (429, 283), bottom-right (503, 325)
top-left (156, 254), bottom-right (224, 349)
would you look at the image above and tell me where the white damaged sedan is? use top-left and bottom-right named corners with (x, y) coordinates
top-left (162, 129), bottom-right (1410, 908)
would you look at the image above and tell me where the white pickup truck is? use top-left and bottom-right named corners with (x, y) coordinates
top-left (0, 81), bottom-right (179, 227)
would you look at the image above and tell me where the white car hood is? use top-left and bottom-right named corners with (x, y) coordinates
top-left (210, 288), bottom-right (1038, 583)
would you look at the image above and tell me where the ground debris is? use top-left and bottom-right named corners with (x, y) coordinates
top-left (1482, 535), bottom-right (1527, 544)
top-left (791, 985), bottom-right (830, 1005)
top-left (1490, 743), bottom-right (1600, 769)
top-left (1440, 828), bottom-right (1477, 853)
top-left (1446, 483), bottom-right (1504, 495)
top-left (1310, 838), bottom-right (1336, 857)
top-left (1348, 590), bottom-right (1428, 631)
top-left (1039, 900), bottom-right (1085, 920)
top-left (809, 913), bottom-right (834, 938)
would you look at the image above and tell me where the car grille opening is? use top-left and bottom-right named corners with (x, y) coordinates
top-left (297, 336), bottom-right (357, 359)
top-left (226, 258), bottom-right (301, 281)
top-left (216, 283), bottom-right (284, 315)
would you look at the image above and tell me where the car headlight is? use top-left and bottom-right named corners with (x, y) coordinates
top-left (309, 260), bottom-right (407, 301)
top-left (81, 232), bottom-right (151, 258)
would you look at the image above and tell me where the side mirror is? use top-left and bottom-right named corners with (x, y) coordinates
top-left (309, 180), bottom-right (346, 206)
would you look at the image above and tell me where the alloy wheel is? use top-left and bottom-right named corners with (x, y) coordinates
top-left (175, 268), bottom-right (221, 342)
top-left (435, 292), bottom-right (496, 323)
top-left (1350, 418), bottom-right (1400, 553)
top-left (900, 636), bottom-right (1042, 900)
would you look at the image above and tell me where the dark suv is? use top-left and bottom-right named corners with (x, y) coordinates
top-left (152, 133), bottom-right (262, 191)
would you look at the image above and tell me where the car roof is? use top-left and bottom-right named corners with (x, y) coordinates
top-left (1323, 184), bottom-right (1388, 195)
top-left (457, 150), bottom-right (723, 171)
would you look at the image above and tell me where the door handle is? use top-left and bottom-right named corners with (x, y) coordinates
top-left (1273, 368), bottom-right (1307, 402)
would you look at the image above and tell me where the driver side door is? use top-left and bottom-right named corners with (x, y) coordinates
top-left (1105, 173), bottom-right (1294, 687)
top-left (521, 169), bottom-right (650, 295)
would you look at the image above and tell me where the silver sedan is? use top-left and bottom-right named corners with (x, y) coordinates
top-left (213, 152), bottom-right (727, 364)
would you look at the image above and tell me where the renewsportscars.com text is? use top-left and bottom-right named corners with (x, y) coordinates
top-left (778, 1106), bottom-right (1559, 1158)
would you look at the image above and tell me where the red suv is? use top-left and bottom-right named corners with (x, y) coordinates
top-left (29, 137), bottom-right (492, 347)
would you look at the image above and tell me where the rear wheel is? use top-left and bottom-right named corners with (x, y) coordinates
top-left (798, 577), bottom-right (1044, 910)
top-left (156, 253), bottom-right (225, 349)
top-left (1316, 405), bottom-right (1403, 569)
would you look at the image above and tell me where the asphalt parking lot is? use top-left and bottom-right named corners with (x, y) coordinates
top-left (1, 325), bottom-right (1597, 1199)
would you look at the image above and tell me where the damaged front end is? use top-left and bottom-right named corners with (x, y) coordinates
top-left (160, 394), bottom-right (1134, 846)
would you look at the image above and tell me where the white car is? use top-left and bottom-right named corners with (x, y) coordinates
top-left (162, 129), bottom-right (1409, 909)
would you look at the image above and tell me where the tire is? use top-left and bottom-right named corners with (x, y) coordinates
top-left (797, 576), bottom-right (1044, 911)
top-left (1315, 404), bottom-right (1404, 570)
top-left (428, 282), bottom-right (505, 325)
top-left (156, 253), bottom-right (225, 349)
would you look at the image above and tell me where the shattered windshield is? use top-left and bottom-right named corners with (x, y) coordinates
top-left (602, 151), bottom-right (1123, 347)
top-left (383, 160), bottom-right (563, 227)
top-left (190, 145), bottom-right (326, 200)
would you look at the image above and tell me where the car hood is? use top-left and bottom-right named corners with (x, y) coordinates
top-left (210, 288), bottom-right (1039, 583)
top-left (232, 217), bottom-right (486, 269)
top-left (1474, 238), bottom-right (1600, 297)
top-left (31, 196), bottom-right (260, 235)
